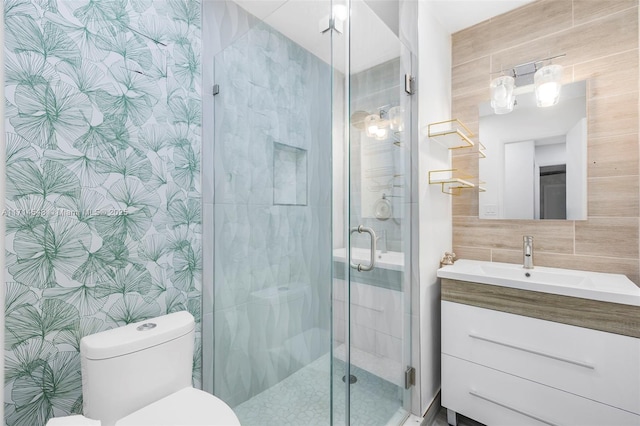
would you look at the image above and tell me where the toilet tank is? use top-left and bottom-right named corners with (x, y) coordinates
top-left (80, 311), bottom-right (195, 426)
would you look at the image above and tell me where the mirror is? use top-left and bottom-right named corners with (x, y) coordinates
top-left (479, 80), bottom-right (587, 220)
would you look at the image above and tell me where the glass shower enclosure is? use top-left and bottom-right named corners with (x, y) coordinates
top-left (202, 1), bottom-right (414, 424)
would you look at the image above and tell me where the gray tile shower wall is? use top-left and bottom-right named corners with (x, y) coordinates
top-left (211, 21), bottom-right (333, 407)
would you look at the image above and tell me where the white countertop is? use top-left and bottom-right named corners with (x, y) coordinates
top-left (438, 259), bottom-right (640, 307)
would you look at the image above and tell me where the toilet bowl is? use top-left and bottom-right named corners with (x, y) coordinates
top-left (78, 311), bottom-right (240, 426)
top-left (45, 415), bottom-right (101, 426)
top-left (115, 387), bottom-right (239, 425)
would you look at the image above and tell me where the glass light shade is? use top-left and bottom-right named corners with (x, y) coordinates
top-left (388, 106), bottom-right (404, 131)
top-left (375, 127), bottom-right (388, 140)
top-left (534, 64), bottom-right (563, 107)
top-left (364, 114), bottom-right (379, 137)
top-left (490, 75), bottom-right (515, 114)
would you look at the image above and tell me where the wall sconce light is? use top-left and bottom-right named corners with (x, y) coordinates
top-left (363, 114), bottom-right (378, 137)
top-left (490, 54), bottom-right (565, 114)
top-left (352, 105), bottom-right (403, 141)
top-left (534, 64), bottom-right (563, 107)
top-left (388, 106), bottom-right (404, 132)
top-left (490, 75), bottom-right (515, 115)
top-left (364, 114), bottom-right (389, 140)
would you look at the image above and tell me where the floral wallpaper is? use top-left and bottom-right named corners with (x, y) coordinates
top-left (3, 1), bottom-right (202, 424)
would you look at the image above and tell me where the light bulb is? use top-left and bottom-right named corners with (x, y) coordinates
top-left (364, 114), bottom-right (379, 138)
top-left (375, 127), bottom-right (388, 140)
top-left (536, 82), bottom-right (560, 106)
top-left (535, 64), bottom-right (563, 107)
top-left (494, 85), bottom-right (507, 102)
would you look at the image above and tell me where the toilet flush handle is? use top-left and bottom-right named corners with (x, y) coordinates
top-left (136, 323), bottom-right (157, 331)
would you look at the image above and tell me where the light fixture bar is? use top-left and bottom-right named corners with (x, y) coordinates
top-left (490, 53), bottom-right (566, 77)
top-left (489, 53), bottom-right (566, 114)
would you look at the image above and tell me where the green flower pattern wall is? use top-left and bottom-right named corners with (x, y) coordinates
top-left (3, 1), bottom-right (202, 424)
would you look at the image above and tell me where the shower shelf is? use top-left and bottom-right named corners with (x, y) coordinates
top-left (428, 119), bottom-right (474, 150)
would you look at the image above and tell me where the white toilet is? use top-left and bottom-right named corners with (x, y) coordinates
top-left (78, 311), bottom-right (240, 426)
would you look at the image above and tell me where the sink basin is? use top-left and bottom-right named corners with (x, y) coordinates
top-left (333, 247), bottom-right (404, 271)
top-left (480, 263), bottom-right (590, 288)
top-left (438, 259), bottom-right (640, 306)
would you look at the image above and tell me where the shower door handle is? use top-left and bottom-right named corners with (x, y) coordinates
top-left (349, 226), bottom-right (377, 272)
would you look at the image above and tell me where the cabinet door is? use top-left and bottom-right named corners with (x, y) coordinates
top-left (443, 354), bottom-right (640, 426)
top-left (442, 301), bottom-right (640, 414)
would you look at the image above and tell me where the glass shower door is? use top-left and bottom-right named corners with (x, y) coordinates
top-left (206, 0), bottom-right (412, 424)
top-left (209, 1), bottom-right (337, 425)
top-left (332, 0), bottom-right (414, 424)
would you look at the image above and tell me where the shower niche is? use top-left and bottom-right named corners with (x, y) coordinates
top-left (273, 142), bottom-right (308, 206)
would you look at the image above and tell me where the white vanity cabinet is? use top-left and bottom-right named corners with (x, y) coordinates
top-left (442, 301), bottom-right (640, 426)
top-left (438, 261), bottom-right (640, 426)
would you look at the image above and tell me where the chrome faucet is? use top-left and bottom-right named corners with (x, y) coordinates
top-left (523, 236), bottom-right (534, 269)
top-left (376, 230), bottom-right (388, 253)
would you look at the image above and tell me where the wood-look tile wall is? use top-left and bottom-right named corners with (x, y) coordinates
top-left (451, 0), bottom-right (640, 285)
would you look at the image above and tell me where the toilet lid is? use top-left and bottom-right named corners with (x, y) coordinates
top-left (115, 387), bottom-right (240, 426)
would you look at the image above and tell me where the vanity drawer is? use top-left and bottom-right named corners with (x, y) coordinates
top-left (442, 354), bottom-right (640, 426)
top-left (442, 301), bottom-right (640, 414)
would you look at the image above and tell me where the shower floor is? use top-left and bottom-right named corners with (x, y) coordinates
top-left (234, 353), bottom-right (405, 425)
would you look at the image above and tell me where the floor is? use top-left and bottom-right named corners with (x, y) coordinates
top-left (234, 353), bottom-right (406, 425)
top-left (333, 344), bottom-right (404, 387)
top-left (402, 406), bottom-right (485, 426)
top-left (232, 350), bottom-right (484, 426)
top-left (431, 408), bottom-right (485, 426)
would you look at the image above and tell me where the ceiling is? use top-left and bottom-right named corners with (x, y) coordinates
top-left (234, 0), bottom-right (400, 73)
top-left (234, 0), bottom-right (538, 35)
top-left (231, 0), bottom-right (538, 72)
top-left (426, 0), bottom-right (536, 34)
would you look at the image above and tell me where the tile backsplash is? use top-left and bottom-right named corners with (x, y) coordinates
top-left (451, 0), bottom-right (639, 285)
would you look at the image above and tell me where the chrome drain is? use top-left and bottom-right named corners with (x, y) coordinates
top-left (342, 374), bottom-right (357, 384)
